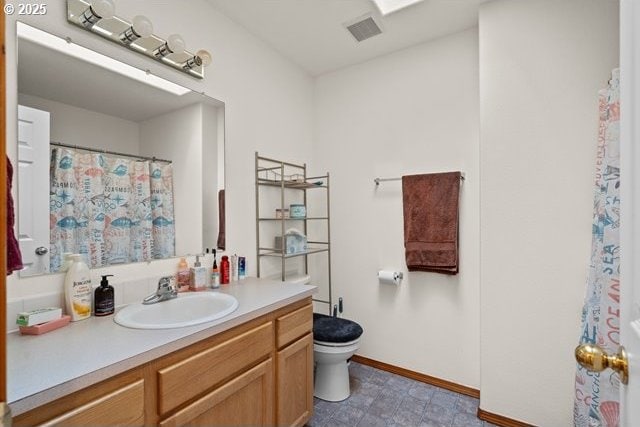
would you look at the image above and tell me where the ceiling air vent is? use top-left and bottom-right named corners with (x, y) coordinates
top-left (344, 14), bottom-right (382, 42)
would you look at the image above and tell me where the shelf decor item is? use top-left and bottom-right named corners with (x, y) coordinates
top-left (275, 208), bottom-right (290, 219)
top-left (274, 230), bottom-right (308, 255)
top-left (290, 204), bottom-right (306, 218)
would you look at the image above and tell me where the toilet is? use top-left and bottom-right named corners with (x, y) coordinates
top-left (312, 312), bottom-right (363, 401)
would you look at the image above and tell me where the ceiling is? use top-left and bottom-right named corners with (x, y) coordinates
top-left (207, 0), bottom-right (486, 76)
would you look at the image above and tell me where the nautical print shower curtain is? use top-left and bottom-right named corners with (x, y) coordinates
top-left (574, 69), bottom-right (620, 427)
top-left (49, 148), bottom-right (175, 272)
top-left (149, 161), bottom-right (176, 260)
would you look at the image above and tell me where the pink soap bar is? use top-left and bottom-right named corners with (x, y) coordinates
top-left (19, 315), bottom-right (71, 335)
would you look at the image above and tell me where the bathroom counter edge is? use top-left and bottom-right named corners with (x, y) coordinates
top-left (7, 278), bottom-right (316, 416)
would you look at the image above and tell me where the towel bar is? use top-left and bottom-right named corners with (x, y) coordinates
top-left (374, 173), bottom-right (465, 186)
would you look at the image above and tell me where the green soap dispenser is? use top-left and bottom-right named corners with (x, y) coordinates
top-left (94, 275), bottom-right (115, 317)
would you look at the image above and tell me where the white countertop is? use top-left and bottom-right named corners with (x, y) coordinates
top-left (7, 278), bottom-right (316, 416)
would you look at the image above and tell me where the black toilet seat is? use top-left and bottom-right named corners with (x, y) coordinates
top-left (313, 313), bottom-right (363, 343)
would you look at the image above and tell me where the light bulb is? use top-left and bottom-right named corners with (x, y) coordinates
top-left (90, 0), bottom-right (115, 20)
top-left (155, 34), bottom-right (186, 58)
top-left (132, 15), bottom-right (153, 38)
top-left (166, 34), bottom-right (186, 55)
top-left (196, 50), bottom-right (212, 67)
top-left (183, 49), bottom-right (212, 71)
top-left (120, 15), bottom-right (153, 44)
top-left (79, 0), bottom-right (114, 27)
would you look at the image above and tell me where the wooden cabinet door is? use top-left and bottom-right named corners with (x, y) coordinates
top-left (159, 359), bottom-right (273, 427)
top-left (277, 333), bottom-right (313, 427)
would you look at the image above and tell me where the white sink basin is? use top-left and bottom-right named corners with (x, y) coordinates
top-left (114, 292), bottom-right (239, 329)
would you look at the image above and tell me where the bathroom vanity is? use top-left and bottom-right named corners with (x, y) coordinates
top-left (8, 279), bottom-right (315, 426)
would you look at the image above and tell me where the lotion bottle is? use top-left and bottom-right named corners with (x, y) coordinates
top-left (230, 254), bottom-right (238, 282)
top-left (176, 257), bottom-right (190, 292)
top-left (190, 254), bottom-right (207, 291)
top-left (64, 254), bottom-right (92, 321)
top-left (94, 274), bottom-right (114, 317)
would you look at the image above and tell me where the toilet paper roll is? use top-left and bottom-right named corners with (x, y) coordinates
top-left (378, 270), bottom-right (403, 285)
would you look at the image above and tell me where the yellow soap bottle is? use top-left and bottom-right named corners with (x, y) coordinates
top-left (64, 254), bottom-right (93, 321)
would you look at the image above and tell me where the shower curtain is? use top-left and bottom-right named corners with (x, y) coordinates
top-left (49, 148), bottom-right (175, 271)
top-left (574, 69), bottom-right (620, 427)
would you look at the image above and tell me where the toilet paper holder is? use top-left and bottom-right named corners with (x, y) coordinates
top-left (378, 270), bottom-right (403, 285)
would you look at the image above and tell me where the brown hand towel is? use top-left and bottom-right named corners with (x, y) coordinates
top-left (402, 172), bottom-right (461, 275)
top-left (216, 189), bottom-right (226, 250)
top-left (7, 157), bottom-right (24, 275)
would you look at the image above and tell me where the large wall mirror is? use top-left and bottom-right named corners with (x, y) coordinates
top-left (16, 22), bottom-right (225, 277)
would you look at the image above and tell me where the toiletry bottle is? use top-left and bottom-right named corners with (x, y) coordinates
top-left (238, 256), bottom-right (246, 280)
top-left (94, 274), bottom-right (115, 317)
top-left (204, 248), bottom-right (211, 287)
top-left (220, 255), bottom-right (230, 284)
top-left (190, 254), bottom-right (208, 291)
top-left (64, 254), bottom-right (92, 321)
top-left (176, 257), bottom-right (190, 292)
top-left (231, 254), bottom-right (238, 282)
top-left (211, 249), bottom-right (220, 288)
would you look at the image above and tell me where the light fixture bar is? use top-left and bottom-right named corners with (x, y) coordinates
top-left (67, 0), bottom-right (209, 79)
top-left (17, 22), bottom-right (190, 96)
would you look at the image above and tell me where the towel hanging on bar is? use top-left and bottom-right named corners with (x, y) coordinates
top-left (375, 173), bottom-right (465, 185)
top-left (402, 172), bottom-right (461, 275)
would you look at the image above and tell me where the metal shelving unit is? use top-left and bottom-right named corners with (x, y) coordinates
top-left (255, 152), bottom-right (332, 310)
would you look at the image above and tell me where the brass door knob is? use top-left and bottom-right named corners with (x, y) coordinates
top-left (575, 344), bottom-right (628, 385)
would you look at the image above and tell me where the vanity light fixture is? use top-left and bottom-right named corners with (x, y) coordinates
top-left (67, 0), bottom-right (211, 79)
top-left (17, 22), bottom-right (190, 96)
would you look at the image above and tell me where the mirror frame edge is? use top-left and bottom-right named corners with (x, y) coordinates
top-left (2, 0), bottom-right (9, 406)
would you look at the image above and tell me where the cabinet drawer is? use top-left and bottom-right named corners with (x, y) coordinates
top-left (39, 379), bottom-right (144, 426)
top-left (159, 359), bottom-right (274, 427)
top-left (277, 304), bottom-right (312, 349)
top-left (158, 321), bottom-right (273, 415)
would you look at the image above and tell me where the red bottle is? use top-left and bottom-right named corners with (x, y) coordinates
top-left (220, 255), bottom-right (230, 284)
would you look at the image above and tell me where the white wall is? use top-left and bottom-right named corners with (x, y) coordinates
top-left (5, 1), bottom-right (314, 300)
top-left (313, 28), bottom-right (480, 388)
top-left (140, 103), bottom-right (203, 256)
top-left (18, 93), bottom-right (140, 153)
top-left (479, 1), bottom-right (619, 425)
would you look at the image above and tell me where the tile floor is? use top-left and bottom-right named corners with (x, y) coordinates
top-left (307, 362), bottom-right (497, 427)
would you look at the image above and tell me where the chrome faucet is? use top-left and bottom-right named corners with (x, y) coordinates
top-left (143, 276), bottom-right (178, 305)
